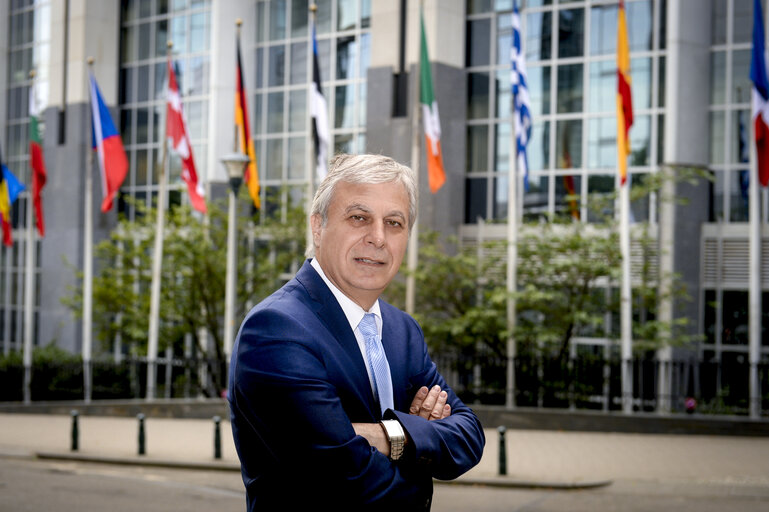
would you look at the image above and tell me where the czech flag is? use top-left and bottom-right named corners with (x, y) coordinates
top-left (89, 73), bottom-right (128, 213)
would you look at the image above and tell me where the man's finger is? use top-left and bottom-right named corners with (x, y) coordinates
top-left (419, 385), bottom-right (441, 419)
top-left (409, 386), bottom-right (429, 415)
top-left (429, 390), bottom-right (448, 420)
top-left (442, 404), bottom-right (451, 419)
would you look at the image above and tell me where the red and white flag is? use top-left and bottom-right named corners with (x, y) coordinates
top-left (167, 60), bottom-right (206, 213)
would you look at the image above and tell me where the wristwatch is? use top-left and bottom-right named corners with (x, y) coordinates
top-left (379, 420), bottom-right (406, 461)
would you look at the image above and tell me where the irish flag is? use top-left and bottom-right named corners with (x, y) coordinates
top-left (420, 11), bottom-right (446, 194)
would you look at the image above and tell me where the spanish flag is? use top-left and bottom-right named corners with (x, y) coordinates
top-left (616, 0), bottom-right (633, 186)
top-left (235, 33), bottom-right (260, 209)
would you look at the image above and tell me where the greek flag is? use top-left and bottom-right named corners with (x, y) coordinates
top-left (511, 0), bottom-right (532, 190)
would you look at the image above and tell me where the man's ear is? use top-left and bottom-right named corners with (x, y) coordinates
top-left (310, 214), bottom-right (322, 244)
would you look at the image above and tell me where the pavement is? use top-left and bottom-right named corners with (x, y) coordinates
top-left (2, 412), bottom-right (769, 491)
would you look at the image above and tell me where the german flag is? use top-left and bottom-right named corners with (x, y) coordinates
top-left (235, 33), bottom-right (260, 209)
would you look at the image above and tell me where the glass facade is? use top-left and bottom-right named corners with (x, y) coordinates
top-left (253, 0), bottom-right (371, 217)
top-left (1, 0), bottom-right (49, 351)
top-left (118, 0), bottom-right (212, 220)
top-left (709, 0), bottom-right (756, 224)
top-left (465, 0), bottom-right (666, 224)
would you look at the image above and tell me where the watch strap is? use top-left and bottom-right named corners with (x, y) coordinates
top-left (379, 419), bottom-right (405, 461)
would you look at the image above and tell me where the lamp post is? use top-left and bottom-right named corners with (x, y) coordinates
top-left (221, 153), bottom-right (250, 377)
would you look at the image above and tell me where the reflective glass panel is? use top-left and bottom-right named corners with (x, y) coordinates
top-left (555, 173), bottom-right (581, 221)
top-left (468, 72), bottom-right (490, 119)
top-left (495, 69), bottom-right (510, 118)
top-left (495, 122), bottom-right (511, 172)
top-left (631, 57), bottom-right (652, 111)
top-left (291, 0), bottom-right (309, 38)
top-left (712, 0), bottom-right (727, 45)
top-left (467, 19), bottom-right (491, 67)
top-left (265, 139), bottom-right (283, 180)
top-left (267, 91), bottom-right (284, 133)
top-left (732, 109), bottom-right (751, 164)
top-left (556, 119), bottom-right (581, 168)
top-left (529, 121), bottom-right (550, 171)
top-left (269, 0), bottom-right (287, 41)
top-left (558, 8), bottom-right (584, 58)
top-left (629, 115), bottom-right (650, 166)
top-left (338, 0), bottom-right (357, 31)
top-left (335, 84), bottom-right (355, 129)
top-left (527, 65), bottom-right (551, 116)
top-left (627, 0), bottom-right (653, 52)
top-left (467, 125), bottom-right (489, 173)
top-left (588, 60), bottom-right (614, 113)
top-left (557, 63), bottom-right (583, 113)
top-left (709, 111), bottom-right (725, 164)
top-left (730, 169), bottom-right (750, 222)
top-left (290, 42), bottom-right (307, 85)
top-left (268, 44), bottom-right (286, 87)
top-left (497, 13), bottom-right (511, 67)
top-left (733, 0), bottom-right (752, 44)
top-left (287, 136), bottom-right (305, 179)
top-left (733, 50), bottom-right (751, 104)
top-left (587, 117), bottom-right (616, 169)
top-left (526, 11), bottom-right (552, 62)
top-left (336, 36), bottom-right (357, 80)
top-left (587, 174), bottom-right (615, 223)
top-left (289, 89), bottom-right (307, 132)
top-left (711, 51), bottom-right (726, 105)
top-left (465, 177), bottom-right (488, 222)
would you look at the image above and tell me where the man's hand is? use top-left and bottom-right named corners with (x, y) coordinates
top-left (409, 385), bottom-right (451, 420)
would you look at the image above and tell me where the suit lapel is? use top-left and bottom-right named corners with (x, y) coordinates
top-left (295, 260), bottom-right (379, 415)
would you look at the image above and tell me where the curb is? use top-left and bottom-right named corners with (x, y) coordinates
top-left (35, 451), bottom-right (240, 472)
top-left (33, 451), bottom-right (612, 490)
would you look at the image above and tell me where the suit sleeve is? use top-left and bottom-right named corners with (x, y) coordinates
top-left (230, 308), bottom-right (428, 505)
top-left (386, 321), bottom-right (486, 480)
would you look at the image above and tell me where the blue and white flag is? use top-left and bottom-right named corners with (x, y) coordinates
top-left (511, 0), bottom-right (532, 190)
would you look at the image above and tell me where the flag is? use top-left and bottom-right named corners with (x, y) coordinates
top-left (751, 0), bottom-right (769, 187)
top-left (420, 11), bottom-right (446, 193)
top-left (29, 83), bottom-right (47, 236)
top-left (235, 34), bottom-right (260, 209)
top-left (616, 0), bottom-right (633, 186)
top-left (167, 60), bottom-right (206, 213)
top-left (311, 22), bottom-right (329, 181)
top-left (512, 0), bottom-right (532, 191)
top-left (89, 73), bottom-right (128, 213)
top-left (0, 147), bottom-right (26, 247)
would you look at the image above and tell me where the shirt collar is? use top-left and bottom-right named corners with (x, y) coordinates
top-left (310, 258), bottom-right (381, 332)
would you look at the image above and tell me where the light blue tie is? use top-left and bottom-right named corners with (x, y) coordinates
top-left (358, 313), bottom-right (393, 418)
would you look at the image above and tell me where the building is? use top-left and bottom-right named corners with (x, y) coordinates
top-left (1, 0), bottom-right (767, 415)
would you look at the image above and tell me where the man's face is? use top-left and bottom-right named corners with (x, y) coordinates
top-left (312, 180), bottom-right (411, 310)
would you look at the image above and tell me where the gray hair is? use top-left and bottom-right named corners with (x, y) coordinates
top-left (305, 153), bottom-right (418, 257)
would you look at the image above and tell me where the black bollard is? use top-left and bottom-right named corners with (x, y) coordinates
top-left (137, 413), bottom-right (146, 455)
top-left (213, 415), bottom-right (222, 460)
top-left (70, 410), bottom-right (79, 452)
top-left (497, 425), bottom-right (507, 476)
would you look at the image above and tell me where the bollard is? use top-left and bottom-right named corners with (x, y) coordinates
top-left (497, 425), bottom-right (507, 476)
top-left (137, 413), bottom-right (146, 455)
top-left (213, 415), bottom-right (222, 460)
top-left (70, 410), bottom-right (79, 452)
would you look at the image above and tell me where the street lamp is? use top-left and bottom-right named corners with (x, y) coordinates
top-left (221, 152), bottom-right (250, 375)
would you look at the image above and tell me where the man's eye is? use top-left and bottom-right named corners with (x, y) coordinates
top-left (387, 220), bottom-right (403, 227)
top-left (350, 215), bottom-right (365, 221)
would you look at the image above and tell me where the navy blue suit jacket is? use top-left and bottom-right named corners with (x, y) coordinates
top-left (228, 260), bottom-right (485, 510)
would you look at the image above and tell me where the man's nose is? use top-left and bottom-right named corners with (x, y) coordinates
top-left (365, 223), bottom-right (385, 247)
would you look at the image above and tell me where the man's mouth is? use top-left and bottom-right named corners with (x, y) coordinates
top-left (355, 257), bottom-right (385, 265)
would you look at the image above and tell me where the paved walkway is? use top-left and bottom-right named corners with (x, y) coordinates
top-left (2, 413), bottom-right (769, 489)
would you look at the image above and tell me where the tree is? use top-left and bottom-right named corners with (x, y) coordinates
top-left (63, 193), bottom-right (306, 396)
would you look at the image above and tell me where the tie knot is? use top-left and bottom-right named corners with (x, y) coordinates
top-left (358, 313), bottom-right (378, 339)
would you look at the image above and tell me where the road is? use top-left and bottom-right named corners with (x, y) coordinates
top-left (2, 457), bottom-right (768, 511)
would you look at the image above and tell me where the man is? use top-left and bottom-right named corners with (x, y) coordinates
top-left (229, 154), bottom-right (485, 510)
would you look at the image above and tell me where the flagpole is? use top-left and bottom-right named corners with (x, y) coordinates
top-left (506, 127), bottom-right (518, 411)
top-left (146, 41), bottom-right (173, 401)
top-left (83, 57), bottom-right (95, 404)
top-left (306, 4), bottom-right (317, 251)
top-left (405, 0), bottom-right (423, 316)
top-left (749, 105), bottom-right (762, 420)
top-left (23, 69), bottom-right (38, 405)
